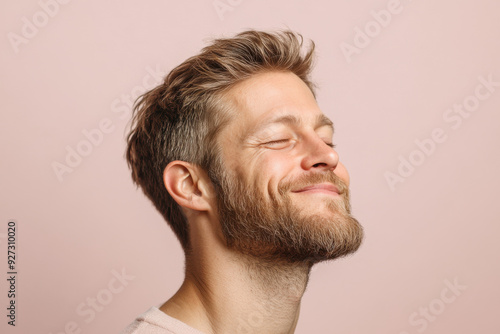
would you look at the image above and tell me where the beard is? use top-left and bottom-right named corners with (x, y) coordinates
top-left (209, 162), bottom-right (364, 265)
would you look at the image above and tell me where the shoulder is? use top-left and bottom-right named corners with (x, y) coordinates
top-left (119, 307), bottom-right (176, 334)
top-left (119, 306), bottom-right (205, 334)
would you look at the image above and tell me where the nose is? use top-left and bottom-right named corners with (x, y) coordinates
top-left (300, 136), bottom-right (339, 171)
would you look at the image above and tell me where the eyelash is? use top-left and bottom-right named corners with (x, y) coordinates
top-left (266, 139), bottom-right (336, 148)
top-left (267, 139), bottom-right (290, 145)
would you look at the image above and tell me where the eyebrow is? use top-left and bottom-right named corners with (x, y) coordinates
top-left (245, 113), bottom-right (335, 139)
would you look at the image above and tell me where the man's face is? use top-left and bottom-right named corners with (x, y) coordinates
top-left (210, 71), bottom-right (363, 264)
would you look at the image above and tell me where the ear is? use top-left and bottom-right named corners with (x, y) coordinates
top-left (163, 161), bottom-right (214, 212)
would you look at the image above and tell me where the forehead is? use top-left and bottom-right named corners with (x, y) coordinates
top-left (222, 71), bottom-right (325, 134)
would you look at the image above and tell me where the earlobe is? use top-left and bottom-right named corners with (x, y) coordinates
top-left (163, 161), bottom-right (212, 211)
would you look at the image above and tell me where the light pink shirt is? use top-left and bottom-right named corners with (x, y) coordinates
top-left (120, 306), bottom-right (206, 334)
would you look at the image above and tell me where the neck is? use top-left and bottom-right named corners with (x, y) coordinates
top-left (161, 249), bottom-right (312, 334)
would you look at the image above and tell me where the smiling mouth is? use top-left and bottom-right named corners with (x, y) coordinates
top-left (292, 183), bottom-right (340, 195)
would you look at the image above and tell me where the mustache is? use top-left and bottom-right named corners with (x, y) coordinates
top-left (278, 171), bottom-right (349, 196)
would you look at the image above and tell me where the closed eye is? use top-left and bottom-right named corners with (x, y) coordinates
top-left (262, 139), bottom-right (294, 149)
top-left (264, 139), bottom-right (335, 149)
top-left (266, 139), bottom-right (290, 145)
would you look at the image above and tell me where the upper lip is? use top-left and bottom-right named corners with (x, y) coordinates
top-left (292, 183), bottom-right (340, 194)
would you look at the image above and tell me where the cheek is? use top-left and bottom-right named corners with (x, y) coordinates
top-left (335, 161), bottom-right (350, 187)
top-left (253, 154), bottom-right (292, 190)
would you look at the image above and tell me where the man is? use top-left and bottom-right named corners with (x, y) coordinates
top-left (122, 30), bottom-right (363, 334)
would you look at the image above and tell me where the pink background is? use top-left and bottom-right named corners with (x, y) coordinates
top-left (1, 0), bottom-right (499, 333)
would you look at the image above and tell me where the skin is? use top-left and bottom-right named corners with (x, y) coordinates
top-left (160, 71), bottom-right (351, 334)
